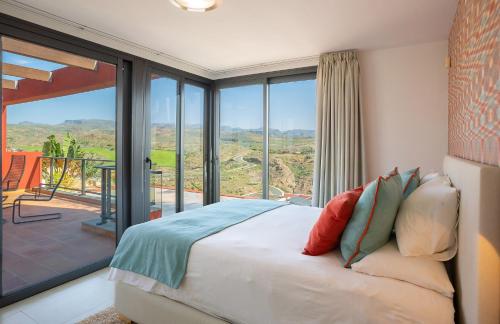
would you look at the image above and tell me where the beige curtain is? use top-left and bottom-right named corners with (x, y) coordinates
top-left (312, 51), bottom-right (365, 207)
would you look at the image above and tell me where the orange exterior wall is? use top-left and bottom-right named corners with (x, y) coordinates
top-left (2, 152), bottom-right (42, 190)
top-left (1, 105), bottom-right (5, 157)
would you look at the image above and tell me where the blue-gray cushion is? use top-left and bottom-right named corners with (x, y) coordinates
top-left (340, 173), bottom-right (403, 267)
top-left (401, 167), bottom-right (420, 199)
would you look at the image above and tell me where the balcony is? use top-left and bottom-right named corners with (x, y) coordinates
top-left (2, 152), bottom-right (204, 293)
top-left (1, 156), bottom-right (118, 294)
top-left (0, 38), bottom-right (124, 296)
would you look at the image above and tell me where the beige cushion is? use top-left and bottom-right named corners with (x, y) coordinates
top-left (420, 172), bottom-right (441, 185)
top-left (395, 176), bottom-right (458, 261)
top-left (351, 240), bottom-right (454, 297)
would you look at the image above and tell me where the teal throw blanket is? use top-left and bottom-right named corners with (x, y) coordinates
top-left (110, 199), bottom-right (287, 288)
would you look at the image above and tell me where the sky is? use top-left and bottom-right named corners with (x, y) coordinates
top-left (3, 52), bottom-right (64, 82)
top-left (270, 79), bottom-right (316, 131)
top-left (4, 52), bottom-right (316, 131)
top-left (150, 77), bottom-right (177, 126)
top-left (3, 52), bottom-right (65, 70)
top-left (220, 79), bottom-right (316, 131)
top-left (7, 88), bottom-right (117, 124)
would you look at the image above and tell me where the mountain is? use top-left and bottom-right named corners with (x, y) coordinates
top-left (10, 119), bottom-right (115, 128)
top-left (270, 129), bottom-right (315, 137)
top-left (18, 121), bottom-right (37, 126)
top-left (61, 119), bottom-right (115, 128)
top-left (220, 125), bottom-right (314, 138)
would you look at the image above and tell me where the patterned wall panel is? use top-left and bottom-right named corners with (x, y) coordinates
top-left (448, 0), bottom-right (499, 166)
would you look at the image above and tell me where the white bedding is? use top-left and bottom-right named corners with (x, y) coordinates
top-left (109, 204), bottom-right (454, 324)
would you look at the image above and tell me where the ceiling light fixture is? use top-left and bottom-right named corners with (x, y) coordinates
top-left (170, 0), bottom-right (220, 12)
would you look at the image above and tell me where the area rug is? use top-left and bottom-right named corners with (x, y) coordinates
top-left (78, 307), bottom-right (129, 324)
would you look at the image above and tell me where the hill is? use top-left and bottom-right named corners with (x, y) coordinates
top-left (7, 120), bottom-right (315, 201)
top-left (7, 119), bottom-right (116, 160)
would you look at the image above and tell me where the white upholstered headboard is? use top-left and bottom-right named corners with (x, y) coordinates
top-left (443, 155), bottom-right (500, 324)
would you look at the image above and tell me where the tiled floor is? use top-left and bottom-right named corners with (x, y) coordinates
top-left (0, 268), bottom-right (114, 324)
top-left (2, 198), bottom-right (115, 294)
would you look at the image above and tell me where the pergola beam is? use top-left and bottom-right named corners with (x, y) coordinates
top-left (2, 62), bottom-right (116, 105)
top-left (3, 63), bottom-right (52, 82)
top-left (3, 37), bottom-right (98, 71)
top-left (2, 79), bottom-right (17, 90)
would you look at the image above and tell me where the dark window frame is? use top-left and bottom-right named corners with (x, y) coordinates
top-left (214, 68), bottom-right (317, 201)
top-left (0, 12), bottom-right (316, 307)
top-left (0, 13), bottom-right (212, 307)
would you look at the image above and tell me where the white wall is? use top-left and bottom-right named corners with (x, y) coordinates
top-left (359, 41), bottom-right (448, 180)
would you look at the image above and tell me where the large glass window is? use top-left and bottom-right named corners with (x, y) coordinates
top-left (183, 84), bottom-right (205, 210)
top-left (219, 84), bottom-right (263, 199)
top-left (269, 79), bottom-right (316, 205)
top-left (217, 75), bottom-right (316, 205)
top-left (1, 36), bottom-right (117, 295)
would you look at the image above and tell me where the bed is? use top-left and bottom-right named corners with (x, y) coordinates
top-left (110, 156), bottom-right (500, 324)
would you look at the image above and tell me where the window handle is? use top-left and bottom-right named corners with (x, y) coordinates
top-left (145, 157), bottom-right (152, 170)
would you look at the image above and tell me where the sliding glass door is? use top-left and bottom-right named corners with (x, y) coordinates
top-left (0, 36), bottom-right (120, 298)
top-left (145, 70), bottom-right (208, 219)
top-left (148, 73), bottom-right (178, 218)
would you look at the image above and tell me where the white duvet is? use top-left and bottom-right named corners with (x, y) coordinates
top-left (109, 204), bottom-right (454, 324)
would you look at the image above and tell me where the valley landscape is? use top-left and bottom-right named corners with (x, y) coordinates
top-left (7, 119), bottom-right (315, 203)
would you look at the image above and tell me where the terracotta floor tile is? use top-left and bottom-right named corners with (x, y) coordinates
top-left (2, 198), bottom-right (115, 294)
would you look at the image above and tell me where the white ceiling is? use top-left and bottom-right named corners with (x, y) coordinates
top-left (1, 0), bottom-right (457, 78)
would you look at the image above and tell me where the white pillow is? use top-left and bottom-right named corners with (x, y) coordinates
top-left (395, 177), bottom-right (458, 261)
top-left (422, 175), bottom-right (451, 186)
top-left (420, 172), bottom-right (441, 184)
top-left (351, 240), bottom-right (454, 297)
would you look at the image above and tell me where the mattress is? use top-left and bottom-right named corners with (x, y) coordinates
top-left (109, 204), bottom-right (454, 324)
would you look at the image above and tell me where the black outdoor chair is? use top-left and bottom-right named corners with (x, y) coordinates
top-left (11, 158), bottom-right (68, 224)
top-left (2, 155), bottom-right (26, 192)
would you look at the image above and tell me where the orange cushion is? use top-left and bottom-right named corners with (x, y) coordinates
top-left (303, 187), bottom-right (364, 256)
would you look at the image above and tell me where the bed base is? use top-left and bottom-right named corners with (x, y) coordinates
top-left (115, 282), bottom-right (229, 324)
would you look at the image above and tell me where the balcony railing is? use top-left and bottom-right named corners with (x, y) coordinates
top-left (40, 156), bottom-right (115, 197)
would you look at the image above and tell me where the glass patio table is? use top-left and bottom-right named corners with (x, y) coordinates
top-left (95, 164), bottom-right (115, 225)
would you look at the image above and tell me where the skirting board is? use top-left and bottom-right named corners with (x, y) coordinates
top-left (115, 282), bottom-right (229, 324)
